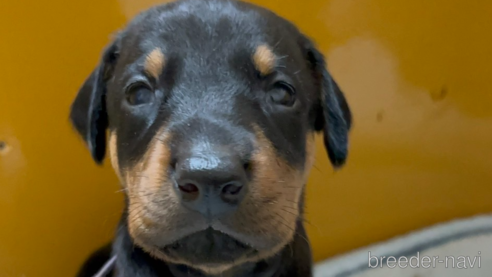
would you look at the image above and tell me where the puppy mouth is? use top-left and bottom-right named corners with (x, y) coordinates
top-left (160, 227), bottom-right (257, 265)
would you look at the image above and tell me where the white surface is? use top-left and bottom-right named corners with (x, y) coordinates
top-left (314, 214), bottom-right (492, 277)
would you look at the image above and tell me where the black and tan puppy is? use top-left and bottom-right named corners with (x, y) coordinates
top-left (70, 0), bottom-right (351, 276)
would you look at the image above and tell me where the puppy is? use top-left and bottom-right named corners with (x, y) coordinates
top-left (70, 0), bottom-right (352, 276)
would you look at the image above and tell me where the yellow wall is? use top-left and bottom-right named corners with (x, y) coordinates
top-left (1, 0), bottom-right (491, 276)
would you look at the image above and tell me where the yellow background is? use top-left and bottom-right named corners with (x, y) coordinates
top-left (0, 0), bottom-right (491, 276)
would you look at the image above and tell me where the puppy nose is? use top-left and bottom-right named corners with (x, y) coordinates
top-left (174, 149), bottom-right (248, 218)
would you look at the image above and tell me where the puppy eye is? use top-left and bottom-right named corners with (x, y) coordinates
top-left (125, 83), bottom-right (154, 106)
top-left (270, 81), bottom-right (296, 107)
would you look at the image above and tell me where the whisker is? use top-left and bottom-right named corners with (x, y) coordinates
top-left (280, 208), bottom-right (298, 217)
top-left (273, 37), bottom-right (284, 49)
top-left (303, 218), bottom-right (323, 237)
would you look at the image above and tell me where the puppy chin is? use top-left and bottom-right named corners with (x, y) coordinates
top-left (133, 228), bottom-right (258, 274)
top-left (151, 249), bottom-right (239, 276)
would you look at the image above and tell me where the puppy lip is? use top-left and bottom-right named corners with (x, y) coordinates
top-left (159, 227), bottom-right (258, 265)
top-left (168, 227), bottom-right (251, 248)
top-left (210, 224), bottom-right (257, 249)
top-left (159, 224), bottom-right (256, 249)
top-left (210, 222), bottom-right (276, 251)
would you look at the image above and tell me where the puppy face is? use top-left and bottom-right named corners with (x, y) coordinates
top-left (70, 0), bottom-right (351, 274)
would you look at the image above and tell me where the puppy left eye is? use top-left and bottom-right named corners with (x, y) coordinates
top-left (269, 81), bottom-right (296, 107)
top-left (126, 83), bottom-right (154, 106)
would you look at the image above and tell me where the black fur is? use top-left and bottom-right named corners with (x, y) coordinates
top-left (70, 0), bottom-right (352, 276)
top-left (69, 43), bottom-right (118, 163)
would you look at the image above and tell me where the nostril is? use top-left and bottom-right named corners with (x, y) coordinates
top-left (178, 183), bottom-right (199, 194)
top-left (222, 182), bottom-right (243, 196)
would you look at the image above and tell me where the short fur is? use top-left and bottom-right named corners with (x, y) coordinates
top-left (144, 48), bottom-right (166, 79)
top-left (253, 45), bottom-right (276, 76)
top-left (69, 0), bottom-right (352, 276)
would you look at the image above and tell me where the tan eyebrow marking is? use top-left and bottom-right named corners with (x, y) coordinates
top-left (144, 48), bottom-right (165, 78)
top-left (253, 44), bottom-right (276, 75)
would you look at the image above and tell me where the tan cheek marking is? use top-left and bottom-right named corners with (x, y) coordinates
top-left (144, 48), bottom-right (165, 79)
top-left (251, 125), bottom-right (301, 201)
top-left (108, 131), bottom-right (123, 183)
top-left (126, 127), bottom-right (175, 237)
top-left (232, 126), bottom-right (316, 263)
top-left (125, 128), bottom-right (172, 193)
top-left (253, 44), bottom-right (276, 75)
top-left (304, 132), bottom-right (316, 178)
top-left (141, 216), bottom-right (156, 229)
top-left (125, 127), bottom-right (315, 271)
top-left (137, 130), bottom-right (172, 191)
top-left (138, 132), bottom-right (315, 272)
top-left (246, 125), bottom-right (302, 242)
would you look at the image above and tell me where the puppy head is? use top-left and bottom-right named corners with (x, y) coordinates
top-left (69, 0), bottom-right (351, 274)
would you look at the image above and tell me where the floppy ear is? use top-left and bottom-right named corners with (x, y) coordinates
top-left (69, 42), bottom-right (119, 164)
top-left (302, 37), bottom-right (352, 168)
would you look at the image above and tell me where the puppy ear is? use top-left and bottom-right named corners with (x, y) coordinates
top-left (302, 37), bottom-right (352, 168)
top-left (69, 42), bottom-right (119, 164)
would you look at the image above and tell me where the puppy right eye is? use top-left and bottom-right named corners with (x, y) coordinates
top-left (125, 83), bottom-right (154, 106)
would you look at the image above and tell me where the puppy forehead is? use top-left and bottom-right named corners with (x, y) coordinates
top-left (118, 0), bottom-right (298, 56)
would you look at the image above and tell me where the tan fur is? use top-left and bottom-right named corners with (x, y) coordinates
top-left (108, 131), bottom-right (123, 183)
top-left (144, 48), bottom-right (165, 79)
top-left (120, 123), bottom-right (316, 274)
top-left (166, 127), bottom-right (317, 274)
top-left (126, 127), bottom-right (177, 238)
top-left (253, 44), bottom-right (276, 75)
top-left (235, 125), bottom-right (315, 259)
top-left (116, 125), bottom-right (195, 267)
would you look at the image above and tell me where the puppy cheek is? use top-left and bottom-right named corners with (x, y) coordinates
top-left (124, 130), bottom-right (179, 240)
top-left (127, 198), bottom-right (148, 239)
top-left (247, 126), bottom-right (305, 242)
top-left (108, 131), bottom-right (124, 184)
top-left (303, 132), bottom-right (317, 180)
